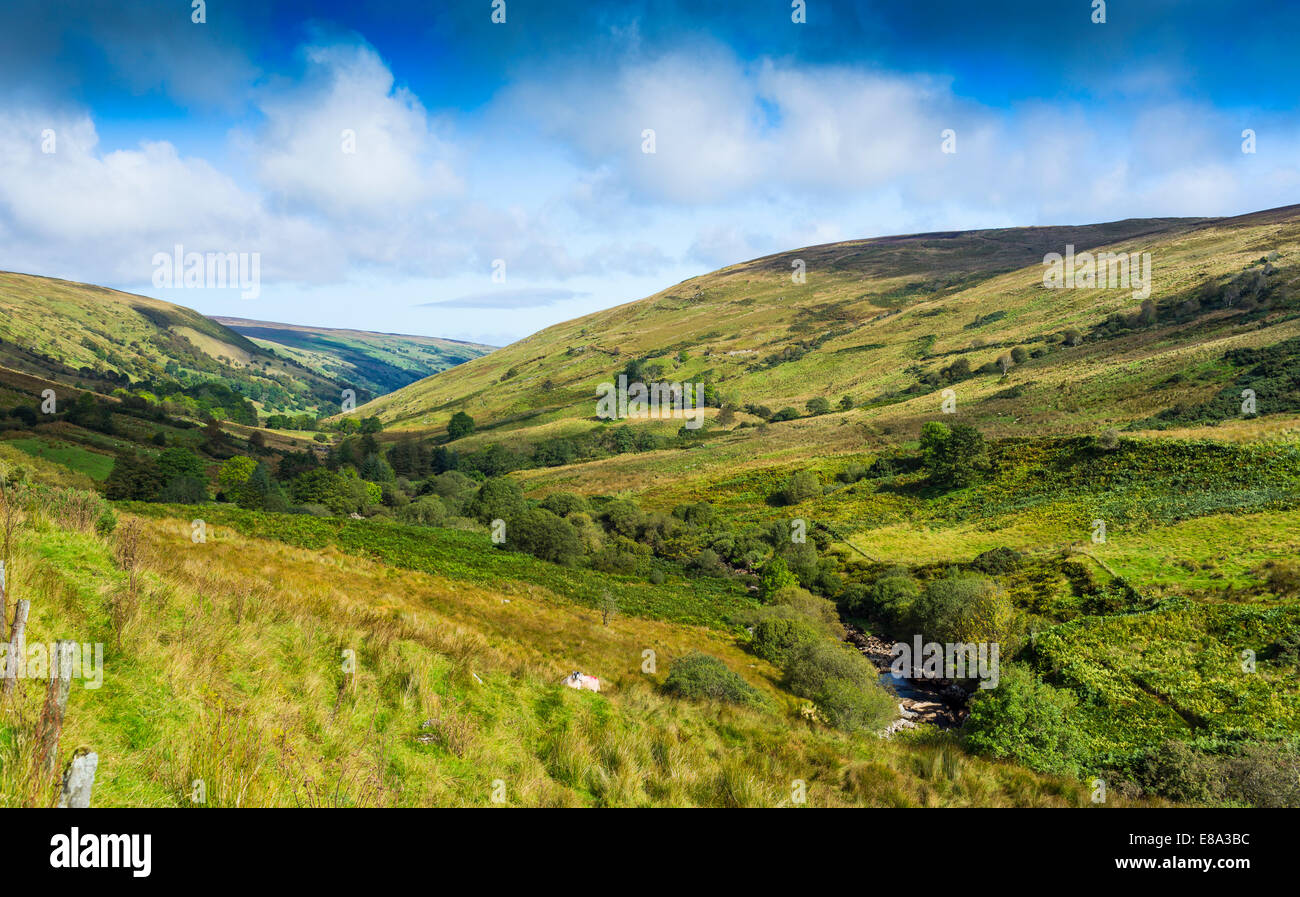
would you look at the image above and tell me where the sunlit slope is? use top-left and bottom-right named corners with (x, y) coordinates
top-left (361, 205), bottom-right (1300, 442)
top-left (214, 317), bottom-right (494, 398)
top-left (0, 271), bottom-right (344, 413)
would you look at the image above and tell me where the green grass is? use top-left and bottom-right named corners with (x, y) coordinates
top-left (2, 436), bottom-right (115, 480)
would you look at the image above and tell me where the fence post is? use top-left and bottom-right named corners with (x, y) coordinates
top-left (3, 599), bottom-right (29, 699)
top-left (57, 751), bottom-right (99, 808)
top-left (35, 640), bottom-right (75, 779)
top-left (0, 559), bottom-right (7, 643)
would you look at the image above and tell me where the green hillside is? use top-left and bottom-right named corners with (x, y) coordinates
top-left (1, 206), bottom-right (1297, 808)
top-left (0, 271), bottom-right (347, 417)
top-left (358, 206), bottom-right (1297, 449)
top-left (213, 317), bottom-right (493, 400)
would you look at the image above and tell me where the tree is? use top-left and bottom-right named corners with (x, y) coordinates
top-left (805, 397), bottom-right (831, 416)
top-left (838, 395), bottom-right (855, 411)
top-left (104, 455), bottom-right (160, 501)
top-left (218, 456), bottom-right (258, 493)
top-left (759, 556), bottom-right (798, 601)
top-left (964, 666), bottom-right (1084, 776)
top-left (504, 507), bottom-right (583, 565)
top-left (466, 477), bottom-right (524, 524)
top-left (778, 470), bottom-right (820, 505)
top-left (599, 591), bottom-right (618, 625)
top-left (447, 411), bottom-right (475, 441)
top-left (919, 421), bottom-right (988, 488)
top-left (359, 416), bottom-right (383, 434)
top-left (360, 453), bottom-right (395, 483)
top-left (201, 417), bottom-right (233, 457)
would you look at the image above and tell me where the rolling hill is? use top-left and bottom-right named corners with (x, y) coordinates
top-left (0, 272), bottom-right (487, 421)
top-left (358, 205), bottom-right (1298, 456)
top-left (213, 317), bottom-right (493, 400)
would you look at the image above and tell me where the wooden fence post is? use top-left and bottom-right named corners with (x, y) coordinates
top-left (3, 599), bottom-right (29, 699)
top-left (35, 640), bottom-right (75, 779)
top-left (58, 751), bottom-right (99, 808)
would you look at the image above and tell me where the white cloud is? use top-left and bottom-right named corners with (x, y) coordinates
top-left (248, 42), bottom-right (462, 220)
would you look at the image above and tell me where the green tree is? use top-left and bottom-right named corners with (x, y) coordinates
top-left (447, 411), bottom-right (475, 441)
top-left (504, 508), bottom-right (583, 565)
top-left (919, 421), bottom-right (988, 488)
top-left (964, 666), bottom-right (1084, 776)
top-left (466, 477), bottom-right (524, 524)
top-left (218, 456), bottom-right (257, 493)
top-left (759, 556), bottom-right (798, 601)
top-left (805, 397), bottom-right (831, 416)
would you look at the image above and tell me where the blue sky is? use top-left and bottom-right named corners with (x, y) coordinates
top-left (1, 0), bottom-right (1297, 345)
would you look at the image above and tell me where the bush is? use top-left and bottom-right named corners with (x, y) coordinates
top-left (750, 616), bottom-right (822, 666)
top-left (662, 653), bottom-right (760, 706)
top-left (399, 494), bottom-right (448, 527)
top-left (539, 492), bottom-right (588, 517)
top-left (785, 641), bottom-right (894, 732)
top-left (971, 547), bottom-right (1024, 574)
top-left (909, 572), bottom-right (1013, 644)
top-left (505, 508), bottom-right (583, 565)
top-left (1266, 560), bottom-right (1300, 597)
top-left (964, 666), bottom-right (1084, 776)
top-left (769, 585), bottom-right (842, 634)
top-left (863, 573), bottom-right (920, 627)
top-left (919, 421), bottom-right (988, 488)
top-left (777, 470), bottom-right (820, 505)
top-left (466, 477), bottom-right (525, 524)
top-left (1133, 740), bottom-right (1223, 804)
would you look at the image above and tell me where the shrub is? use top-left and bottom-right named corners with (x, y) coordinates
top-left (505, 508), bottom-right (583, 565)
top-left (662, 653), bottom-right (760, 706)
top-left (909, 572), bottom-right (1013, 644)
top-left (399, 494), bottom-right (448, 527)
top-left (785, 641), bottom-right (894, 732)
top-left (971, 547), bottom-right (1024, 574)
top-left (539, 492), bottom-right (588, 517)
top-left (758, 557), bottom-right (798, 600)
top-left (602, 499), bottom-right (645, 538)
top-left (1266, 561), bottom-right (1300, 597)
top-left (769, 585), bottom-right (842, 634)
top-left (771, 407), bottom-right (800, 422)
top-left (864, 573), bottom-right (920, 627)
top-left (750, 616), bottom-right (822, 666)
top-left (805, 397), bottom-right (831, 415)
top-left (689, 548), bottom-right (727, 577)
top-left (1133, 740), bottom-right (1223, 804)
top-left (964, 666), bottom-right (1084, 776)
top-left (777, 470), bottom-right (820, 505)
top-left (466, 477), bottom-right (525, 524)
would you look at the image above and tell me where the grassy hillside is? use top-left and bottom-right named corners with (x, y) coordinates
top-left (0, 450), bottom-right (1143, 808)
top-left (0, 271), bottom-right (355, 417)
top-left (358, 206), bottom-right (1298, 451)
top-left (1, 206), bottom-right (1297, 808)
top-left (213, 317), bottom-right (493, 400)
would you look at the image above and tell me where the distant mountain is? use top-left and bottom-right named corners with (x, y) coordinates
top-left (213, 317), bottom-right (494, 400)
top-left (358, 206), bottom-right (1300, 447)
top-left (0, 271), bottom-right (346, 419)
